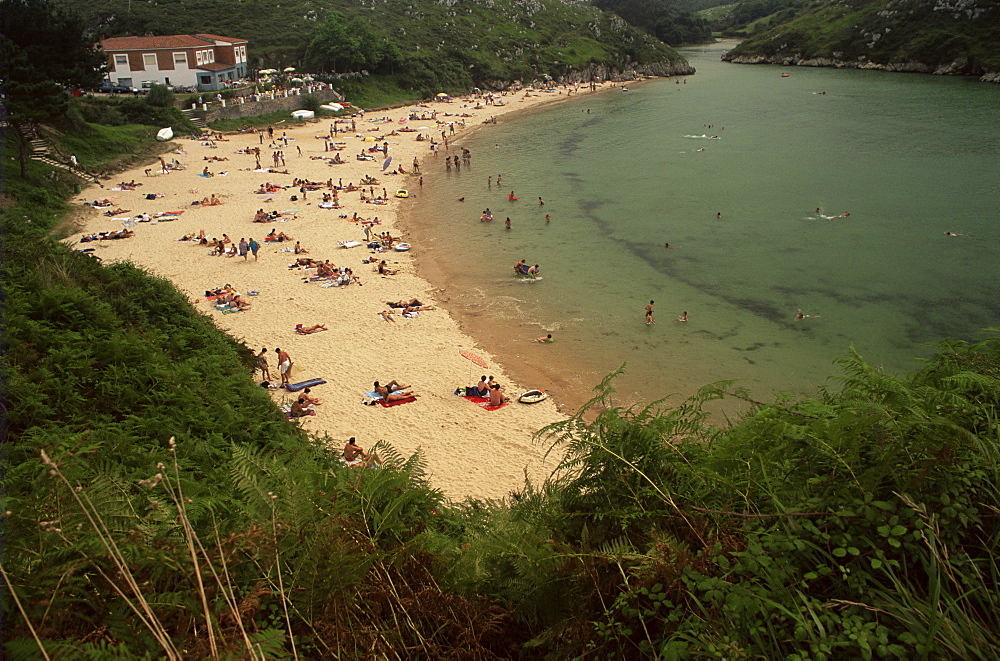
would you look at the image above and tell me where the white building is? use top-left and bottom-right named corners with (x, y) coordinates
top-left (99, 34), bottom-right (249, 92)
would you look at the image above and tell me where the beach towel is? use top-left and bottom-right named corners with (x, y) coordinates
top-left (462, 395), bottom-right (490, 404)
top-left (480, 402), bottom-right (509, 411)
top-left (286, 378), bottom-right (327, 392)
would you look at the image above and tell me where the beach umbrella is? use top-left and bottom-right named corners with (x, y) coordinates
top-left (283, 66), bottom-right (296, 72)
top-left (381, 156), bottom-right (392, 171)
top-left (459, 350), bottom-right (488, 368)
top-left (436, 92), bottom-right (449, 98)
top-left (259, 68), bottom-right (278, 74)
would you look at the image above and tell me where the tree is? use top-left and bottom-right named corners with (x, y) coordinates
top-left (304, 11), bottom-right (401, 73)
top-left (1, 0), bottom-right (106, 176)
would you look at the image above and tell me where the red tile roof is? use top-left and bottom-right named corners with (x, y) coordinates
top-left (100, 34), bottom-right (247, 51)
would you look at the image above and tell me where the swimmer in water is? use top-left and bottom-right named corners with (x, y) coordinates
top-left (535, 333), bottom-right (554, 343)
top-left (716, 212), bottom-right (723, 219)
top-left (677, 311), bottom-right (688, 322)
top-left (795, 309), bottom-right (820, 320)
top-left (945, 231), bottom-right (965, 236)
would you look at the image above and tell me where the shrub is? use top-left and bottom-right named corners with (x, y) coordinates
top-left (146, 83), bottom-right (175, 108)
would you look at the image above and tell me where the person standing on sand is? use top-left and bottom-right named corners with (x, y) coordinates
top-left (258, 348), bottom-right (271, 381)
top-left (646, 300), bottom-right (655, 325)
top-left (248, 237), bottom-right (260, 261)
top-left (239, 238), bottom-right (248, 260)
top-left (276, 348), bottom-right (292, 386)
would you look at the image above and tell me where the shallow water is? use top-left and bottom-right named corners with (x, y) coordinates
top-left (403, 42), bottom-right (1000, 413)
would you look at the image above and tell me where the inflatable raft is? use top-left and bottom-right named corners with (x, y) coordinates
top-left (518, 389), bottom-right (548, 404)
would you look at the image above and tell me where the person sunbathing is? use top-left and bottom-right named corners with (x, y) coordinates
top-left (294, 241), bottom-right (308, 254)
top-left (342, 437), bottom-right (371, 467)
top-left (389, 298), bottom-right (424, 308)
top-left (489, 383), bottom-right (507, 406)
top-left (103, 208), bottom-right (129, 216)
top-left (377, 261), bottom-right (398, 275)
top-left (316, 261), bottom-right (336, 277)
top-left (373, 381), bottom-right (415, 401)
top-left (224, 243), bottom-right (239, 257)
top-left (295, 323), bottom-right (327, 334)
top-left (402, 305), bottom-right (435, 314)
top-left (290, 397), bottom-right (313, 417)
top-left (300, 387), bottom-right (321, 406)
top-left (231, 295), bottom-right (251, 310)
top-left (378, 310), bottom-right (396, 322)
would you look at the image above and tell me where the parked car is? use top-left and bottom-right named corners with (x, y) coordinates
top-left (97, 83), bottom-right (136, 94)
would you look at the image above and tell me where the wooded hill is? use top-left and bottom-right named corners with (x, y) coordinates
top-left (52, 0), bottom-right (696, 94)
top-left (716, 0), bottom-right (1000, 81)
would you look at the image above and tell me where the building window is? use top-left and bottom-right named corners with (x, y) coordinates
top-left (196, 51), bottom-right (203, 65)
top-left (199, 75), bottom-right (211, 85)
top-left (143, 53), bottom-right (156, 67)
top-left (207, 50), bottom-right (215, 64)
top-left (114, 54), bottom-right (128, 67)
top-left (173, 52), bottom-right (187, 66)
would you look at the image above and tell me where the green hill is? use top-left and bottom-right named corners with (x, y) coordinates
top-left (53, 0), bottom-right (695, 93)
top-left (721, 0), bottom-right (1000, 81)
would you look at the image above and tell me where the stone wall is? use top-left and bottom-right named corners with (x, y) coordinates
top-left (188, 88), bottom-right (345, 123)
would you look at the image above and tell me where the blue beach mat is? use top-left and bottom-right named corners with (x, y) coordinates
top-left (286, 378), bottom-right (327, 392)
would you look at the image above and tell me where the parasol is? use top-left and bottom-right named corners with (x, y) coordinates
top-left (459, 350), bottom-right (488, 369)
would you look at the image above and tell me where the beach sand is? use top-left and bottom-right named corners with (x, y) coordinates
top-left (70, 86), bottom-right (608, 500)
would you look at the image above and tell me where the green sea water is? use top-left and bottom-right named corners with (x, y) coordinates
top-left (403, 41), bottom-right (1000, 412)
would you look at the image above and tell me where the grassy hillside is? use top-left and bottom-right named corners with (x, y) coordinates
top-left (723, 0), bottom-right (1000, 77)
top-left (54, 0), bottom-right (694, 93)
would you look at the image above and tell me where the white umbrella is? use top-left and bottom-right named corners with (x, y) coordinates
top-left (283, 66), bottom-right (296, 72)
top-left (259, 68), bottom-right (278, 74)
top-left (381, 156), bottom-right (392, 171)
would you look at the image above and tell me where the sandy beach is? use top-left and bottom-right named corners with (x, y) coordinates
top-left (70, 85), bottom-right (612, 500)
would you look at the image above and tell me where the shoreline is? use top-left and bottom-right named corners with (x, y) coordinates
top-left (71, 83), bottom-right (625, 500)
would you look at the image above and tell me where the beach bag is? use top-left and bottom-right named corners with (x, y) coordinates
top-left (146, 193), bottom-right (157, 200)
top-left (290, 195), bottom-right (298, 201)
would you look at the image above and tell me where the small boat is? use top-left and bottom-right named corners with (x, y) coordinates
top-left (781, 73), bottom-right (791, 77)
top-left (519, 389), bottom-right (548, 404)
top-left (395, 189), bottom-right (409, 198)
top-left (156, 127), bottom-right (173, 141)
top-left (394, 243), bottom-right (411, 252)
